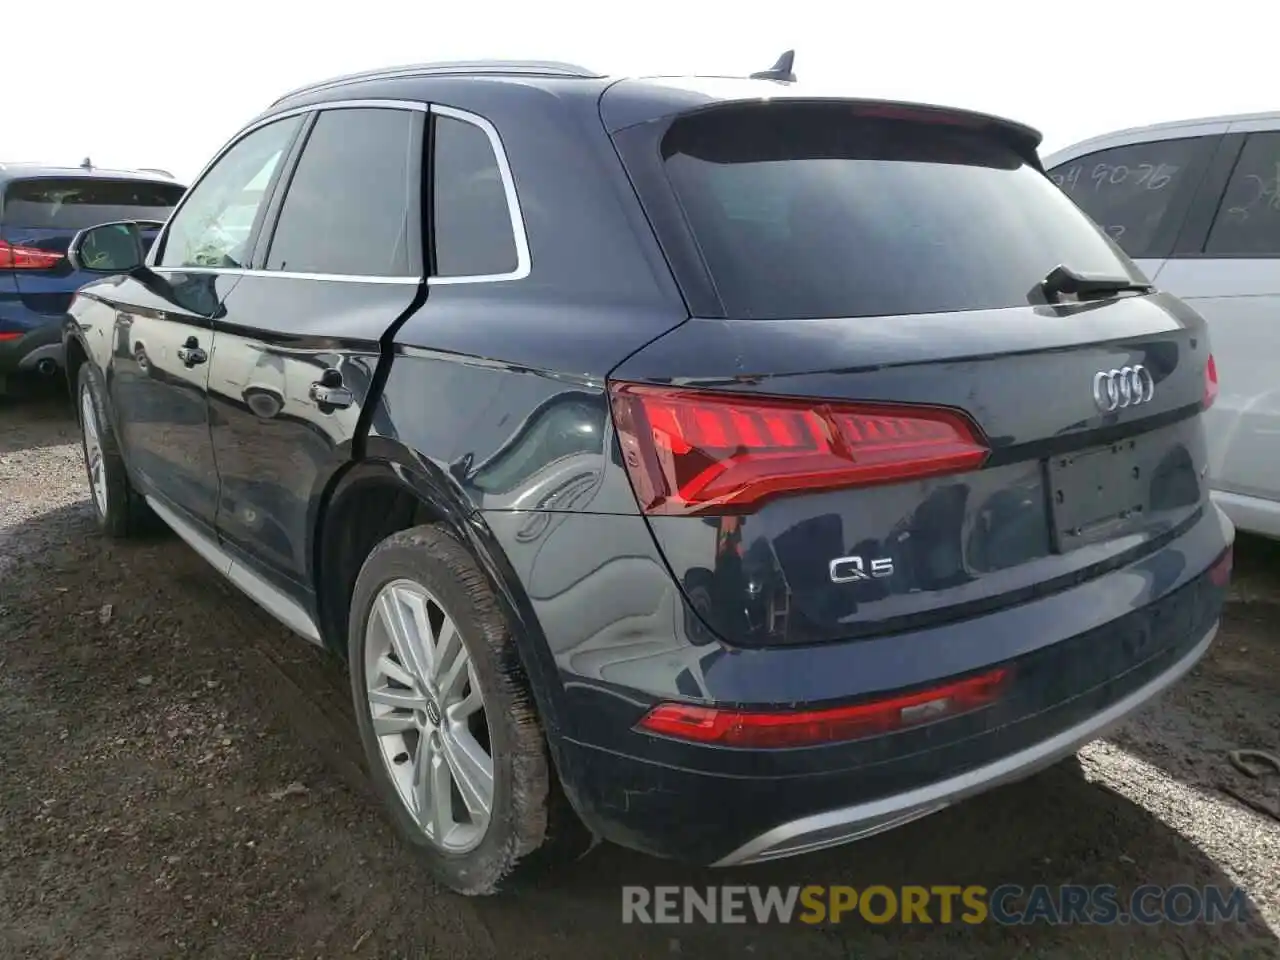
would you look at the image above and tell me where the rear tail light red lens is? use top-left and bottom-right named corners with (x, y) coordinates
top-left (1203, 354), bottom-right (1219, 409)
top-left (0, 332), bottom-right (21, 342)
top-left (0, 239), bottom-right (63, 270)
top-left (636, 667), bottom-right (1010, 748)
top-left (608, 383), bottom-right (989, 515)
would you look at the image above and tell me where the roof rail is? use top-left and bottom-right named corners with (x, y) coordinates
top-left (272, 60), bottom-right (604, 105)
top-left (137, 167), bottom-right (176, 178)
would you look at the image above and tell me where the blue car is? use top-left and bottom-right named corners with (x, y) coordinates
top-left (0, 162), bottom-right (184, 393)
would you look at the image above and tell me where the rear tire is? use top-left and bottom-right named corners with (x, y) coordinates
top-left (348, 524), bottom-right (552, 895)
top-left (77, 364), bottom-right (154, 538)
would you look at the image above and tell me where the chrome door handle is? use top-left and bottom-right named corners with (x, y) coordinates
top-left (176, 336), bottom-right (207, 367)
top-left (309, 383), bottom-right (354, 409)
top-left (310, 368), bottom-right (353, 410)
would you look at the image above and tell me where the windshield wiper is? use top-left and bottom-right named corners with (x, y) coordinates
top-left (1037, 264), bottom-right (1153, 303)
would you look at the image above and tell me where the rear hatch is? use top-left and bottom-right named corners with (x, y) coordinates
top-left (0, 176), bottom-right (183, 318)
top-left (606, 96), bottom-right (1218, 648)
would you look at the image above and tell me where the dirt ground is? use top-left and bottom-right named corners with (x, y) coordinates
top-left (2, 388), bottom-right (1278, 960)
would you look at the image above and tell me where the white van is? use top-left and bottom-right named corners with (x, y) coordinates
top-left (1046, 114), bottom-right (1280, 540)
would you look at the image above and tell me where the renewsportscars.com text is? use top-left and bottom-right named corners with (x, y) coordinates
top-left (621, 884), bottom-right (1249, 926)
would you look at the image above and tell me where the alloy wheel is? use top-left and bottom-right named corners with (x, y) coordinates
top-left (364, 579), bottom-right (495, 853)
top-left (80, 386), bottom-right (108, 518)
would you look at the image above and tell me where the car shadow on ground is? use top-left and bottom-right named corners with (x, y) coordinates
top-left (1, 498), bottom-right (1276, 958)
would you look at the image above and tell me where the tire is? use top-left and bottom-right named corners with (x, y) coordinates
top-left (348, 524), bottom-right (553, 895)
top-left (76, 364), bottom-right (154, 538)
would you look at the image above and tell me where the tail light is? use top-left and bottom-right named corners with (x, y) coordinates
top-left (0, 332), bottom-right (21, 342)
top-left (636, 667), bottom-right (1010, 748)
top-left (0, 239), bottom-right (63, 270)
top-left (1203, 354), bottom-right (1219, 409)
top-left (608, 383), bottom-right (989, 516)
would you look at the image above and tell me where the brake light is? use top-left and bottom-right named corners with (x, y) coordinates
top-left (1203, 354), bottom-right (1218, 409)
top-left (0, 239), bottom-right (63, 270)
top-left (609, 383), bottom-right (989, 516)
top-left (636, 668), bottom-right (1010, 748)
top-left (0, 332), bottom-right (20, 341)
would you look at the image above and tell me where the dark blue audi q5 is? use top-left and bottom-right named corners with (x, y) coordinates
top-left (60, 57), bottom-right (1234, 895)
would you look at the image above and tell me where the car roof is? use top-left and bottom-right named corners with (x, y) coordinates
top-left (1044, 109), bottom-right (1280, 166)
top-left (265, 61), bottom-right (1042, 150)
top-left (0, 162), bottom-right (184, 186)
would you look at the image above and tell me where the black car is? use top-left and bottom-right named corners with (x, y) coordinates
top-left (62, 58), bottom-right (1234, 896)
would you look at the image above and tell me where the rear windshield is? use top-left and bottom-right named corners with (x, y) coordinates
top-left (2, 177), bottom-right (184, 230)
top-left (660, 105), bottom-right (1143, 320)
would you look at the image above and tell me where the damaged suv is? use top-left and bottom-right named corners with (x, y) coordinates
top-left (62, 58), bottom-right (1233, 895)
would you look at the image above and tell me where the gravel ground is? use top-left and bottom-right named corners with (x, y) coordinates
top-left (1, 388), bottom-right (1278, 959)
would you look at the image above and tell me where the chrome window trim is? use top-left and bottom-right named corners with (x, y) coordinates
top-left (427, 103), bottom-right (531, 285)
top-left (149, 265), bottom-right (422, 285)
top-left (148, 98), bottom-right (530, 286)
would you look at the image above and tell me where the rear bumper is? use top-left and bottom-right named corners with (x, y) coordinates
top-left (0, 319), bottom-right (63, 375)
top-left (714, 621), bottom-right (1216, 866)
top-left (548, 505), bottom-right (1232, 865)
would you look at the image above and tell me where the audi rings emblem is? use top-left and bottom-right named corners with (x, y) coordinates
top-left (1092, 365), bottom-right (1155, 412)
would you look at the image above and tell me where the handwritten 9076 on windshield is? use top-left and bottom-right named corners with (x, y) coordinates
top-left (1051, 160), bottom-right (1179, 242)
top-left (1052, 161), bottom-right (1178, 193)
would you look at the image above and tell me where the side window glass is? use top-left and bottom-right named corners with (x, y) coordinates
top-left (1048, 137), bottom-right (1209, 258)
top-left (1205, 132), bottom-right (1280, 256)
top-left (432, 113), bottom-right (520, 279)
top-left (158, 116), bottom-right (301, 269)
top-left (265, 108), bottom-right (419, 277)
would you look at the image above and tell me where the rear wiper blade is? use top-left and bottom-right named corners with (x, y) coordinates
top-left (1037, 264), bottom-right (1153, 303)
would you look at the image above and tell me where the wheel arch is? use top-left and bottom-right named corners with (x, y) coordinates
top-left (311, 437), bottom-right (569, 743)
top-left (63, 330), bottom-right (90, 405)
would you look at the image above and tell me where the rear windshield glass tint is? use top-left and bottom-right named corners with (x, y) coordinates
top-left (660, 105), bottom-right (1141, 320)
top-left (2, 178), bottom-right (184, 230)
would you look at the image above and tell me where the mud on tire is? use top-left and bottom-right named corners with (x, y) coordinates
top-left (347, 524), bottom-right (554, 895)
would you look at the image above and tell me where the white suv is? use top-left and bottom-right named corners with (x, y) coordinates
top-left (1046, 113), bottom-right (1280, 540)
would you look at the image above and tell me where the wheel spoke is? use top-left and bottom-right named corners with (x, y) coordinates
top-left (430, 741), bottom-right (455, 844)
top-left (371, 712), bottom-right (416, 737)
top-left (369, 685), bottom-right (426, 712)
top-left (448, 664), bottom-right (484, 720)
top-left (433, 620), bottom-right (468, 701)
top-left (413, 733), bottom-right (434, 826)
top-left (375, 654), bottom-right (415, 689)
top-left (403, 591), bottom-right (439, 682)
top-left (440, 728), bottom-right (493, 821)
top-left (377, 590), bottom-right (427, 684)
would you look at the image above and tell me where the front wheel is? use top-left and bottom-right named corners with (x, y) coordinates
top-left (77, 364), bottom-right (153, 538)
top-left (348, 524), bottom-right (552, 895)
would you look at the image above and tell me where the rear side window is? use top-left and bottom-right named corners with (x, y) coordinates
top-left (1204, 131), bottom-right (1280, 256)
top-left (1048, 137), bottom-right (1212, 258)
top-left (432, 113), bottom-right (520, 279)
top-left (2, 178), bottom-right (183, 230)
top-left (265, 107), bottom-right (420, 277)
top-left (660, 105), bottom-right (1142, 321)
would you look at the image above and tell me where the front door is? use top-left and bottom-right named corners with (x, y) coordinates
top-left (115, 113), bottom-right (307, 530)
top-left (207, 105), bottom-right (425, 601)
top-left (104, 271), bottom-right (227, 526)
